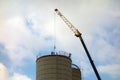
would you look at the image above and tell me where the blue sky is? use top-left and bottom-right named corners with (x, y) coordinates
top-left (0, 0), bottom-right (120, 80)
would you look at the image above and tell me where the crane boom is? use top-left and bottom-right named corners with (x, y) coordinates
top-left (55, 9), bottom-right (81, 37)
top-left (55, 8), bottom-right (101, 80)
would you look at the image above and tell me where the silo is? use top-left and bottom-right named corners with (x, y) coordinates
top-left (72, 64), bottom-right (81, 80)
top-left (36, 52), bottom-right (72, 80)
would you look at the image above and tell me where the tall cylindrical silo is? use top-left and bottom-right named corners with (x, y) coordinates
top-left (72, 64), bottom-right (81, 80)
top-left (36, 53), bottom-right (72, 80)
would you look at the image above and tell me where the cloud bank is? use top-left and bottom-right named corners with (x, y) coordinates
top-left (0, 63), bottom-right (31, 80)
top-left (0, 0), bottom-right (120, 80)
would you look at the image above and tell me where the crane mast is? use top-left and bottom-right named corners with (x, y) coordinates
top-left (55, 8), bottom-right (101, 80)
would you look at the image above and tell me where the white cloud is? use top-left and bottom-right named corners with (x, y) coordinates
top-left (10, 73), bottom-right (32, 80)
top-left (0, 16), bottom-right (34, 67)
top-left (0, 15), bottom-right (50, 68)
top-left (0, 63), bottom-right (32, 80)
top-left (98, 64), bottom-right (120, 78)
top-left (0, 0), bottom-right (120, 80)
top-left (0, 63), bottom-right (9, 80)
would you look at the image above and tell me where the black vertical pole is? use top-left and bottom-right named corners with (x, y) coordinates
top-left (79, 35), bottom-right (101, 80)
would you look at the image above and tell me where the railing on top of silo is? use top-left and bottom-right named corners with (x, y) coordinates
top-left (36, 51), bottom-right (72, 59)
top-left (72, 64), bottom-right (80, 70)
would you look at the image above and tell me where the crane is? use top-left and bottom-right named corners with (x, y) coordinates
top-left (55, 8), bottom-right (101, 80)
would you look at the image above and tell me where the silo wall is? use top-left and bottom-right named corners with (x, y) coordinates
top-left (72, 68), bottom-right (81, 80)
top-left (36, 55), bottom-right (72, 80)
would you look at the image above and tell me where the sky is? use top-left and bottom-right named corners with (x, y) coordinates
top-left (0, 0), bottom-right (120, 80)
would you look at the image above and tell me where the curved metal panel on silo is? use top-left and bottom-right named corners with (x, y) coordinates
top-left (36, 54), bottom-right (72, 80)
top-left (72, 68), bottom-right (81, 80)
